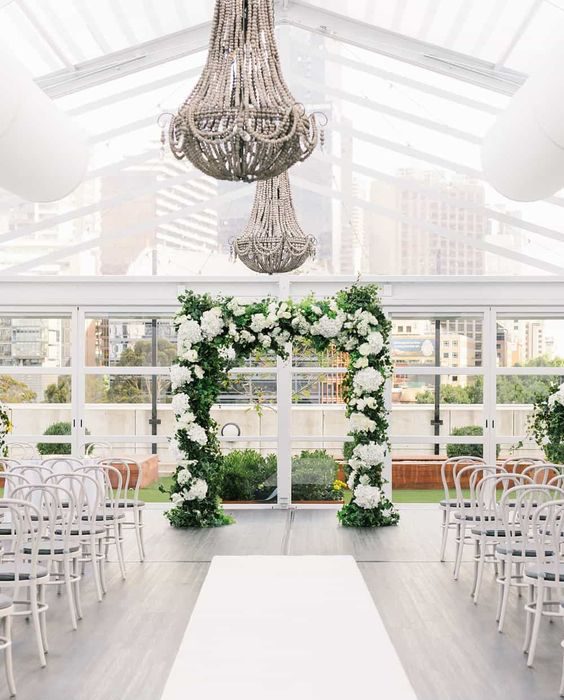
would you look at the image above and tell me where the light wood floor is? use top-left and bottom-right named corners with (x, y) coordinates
top-left (5, 506), bottom-right (564, 700)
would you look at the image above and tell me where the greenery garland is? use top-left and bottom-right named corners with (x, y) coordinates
top-left (166, 283), bottom-right (399, 529)
top-left (527, 380), bottom-right (564, 463)
top-left (0, 402), bottom-right (11, 457)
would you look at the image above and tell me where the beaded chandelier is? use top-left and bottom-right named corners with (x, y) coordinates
top-left (166, 0), bottom-right (319, 182)
top-left (231, 171), bottom-right (316, 274)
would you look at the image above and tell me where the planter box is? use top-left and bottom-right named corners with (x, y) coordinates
top-left (107, 455), bottom-right (159, 489)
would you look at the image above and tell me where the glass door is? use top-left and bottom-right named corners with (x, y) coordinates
top-left (389, 309), bottom-right (494, 502)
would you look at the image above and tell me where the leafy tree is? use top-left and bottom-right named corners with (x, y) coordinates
top-left (44, 376), bottom-right (71, 403)
top-left (107, 338), bottom-right (175, 403)
top-left (0, 375), bottom-right (36, 403)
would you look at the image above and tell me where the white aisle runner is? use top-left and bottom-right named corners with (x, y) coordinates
top-left (160, 555), bottom-right (417, 700)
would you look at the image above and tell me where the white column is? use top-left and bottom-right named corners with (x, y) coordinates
top-left (276, 277), bottom-right (292, 507)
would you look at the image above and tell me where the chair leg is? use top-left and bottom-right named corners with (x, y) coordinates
top-left (473, 540), bottom-right (487, 604)
top-left (90, 536), bottom-right (103, 602)
top-left (4, 615), bottom-right (15, 697)
top-left (38, 585), bottom-right (48, 655)
top-left (98, 539), bottom-right (107, 595)
top-left (114, 522), bottom-right (126, 580)
top-left (471, 539), bottom-right (480, 597)
top-left (440, 507), bottom-right (449, 562)
top-left (139, 509), bottom-right (146, 560)
top-left (498, 561), bottom-right (512, 633)
top-left (29, 585), bottom-right (46, 668)
top-left (560, 641), bottom-right (564, 697)
top-left (454, 523), bottom-right (465, 580)
top-left (73, 558), bottom-right (83, 620)
top-left (495, 558), bottom-right (505, 622)
top-left (527, 583), bottom-right (545, 667)
top-left (523, 584), bottom-right (535, 653)
top-left (134, 508), bottom-right (144, 562)
top-left (63, 558), bottom-right (78, 631)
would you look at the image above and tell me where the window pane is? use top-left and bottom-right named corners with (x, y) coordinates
top-left (391, 316), bottom-right (482, 367)
top-left (220, 446), bottom-right (278, 503)
top-left (392, 373), bottom-right (483, 437)
top-left (292, 371), bottom-right (346, 404)
top-left (0, 317), bottom-right (71, 367)
top-left (496, 318), bottom-right (564, 367)
top-left (85, 316), bottom-right (176, 367)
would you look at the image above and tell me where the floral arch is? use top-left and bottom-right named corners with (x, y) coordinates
top-left (167, 284), bottom-right (399, 529)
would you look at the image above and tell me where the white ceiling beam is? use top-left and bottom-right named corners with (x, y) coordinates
top-left (4, 186), bottom-right (249, 274)
top-left (37, 22), bottom-right (211, 99)
top-left (443, 2), bottom-right (473, 49)
top-left (75, 0), bottom-right (113, 54)
top-left (294, 76), bottom-right (482, 144)
top-left (35, 2), bottom-right (527, 100)
top-left (418, 0), bottom-right (440, 41)
top-left (283, 1), bottom-right (526, 95)
top-left (470, 0), bottom-right (508, 57)
top-left (291, 176), bottom-right (564, 275)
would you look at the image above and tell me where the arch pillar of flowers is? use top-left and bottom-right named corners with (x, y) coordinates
top-left (167, 284), bottom-right (399, 528)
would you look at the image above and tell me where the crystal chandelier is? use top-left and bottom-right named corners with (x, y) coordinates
top-left (166, 0), bottom-right (319, 182)
top-left (231, 171), bottom-right (316, 274)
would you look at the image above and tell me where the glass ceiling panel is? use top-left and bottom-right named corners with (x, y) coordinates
top-left (2, 20), bottom-right (564, 277)
top-left (0, 0), bottom-right (215, 77)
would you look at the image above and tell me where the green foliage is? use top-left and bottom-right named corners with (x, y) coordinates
top-left (221, 449), bottom-right (276, 501)
top-left (37, 421), bottom-right (72, 455)
top-left (44, 376), bottom-right (71, 403)
top-left (446, 425), bottom-right (500, 459)
top-left (0, 375), bottom-right (36, 403)
top-left (167, 284), bottom-right (399, 529)
top-left (292, 449), bottom-right (341, 501)
top-left (527, 380), bottom-right (564, 463)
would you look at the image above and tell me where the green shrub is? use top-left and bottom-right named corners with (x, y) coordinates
top-left (37, 421), bottom-right (72, 455)
top-left (446, 425), bottom-right (500, 459)
top-left (36, 421), bottom-right (91, 456)
top-left (292, 449), bottom-right (341, 501)
top-left (220, 449), bottom-right (276, 501)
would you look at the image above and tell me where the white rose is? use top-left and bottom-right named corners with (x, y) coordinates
top-left (183, 349), bottom-right (198, 363)
top-left (354, 357), bottom-right (369, 368)
top-left (193, 365), bottom-right (204, 379)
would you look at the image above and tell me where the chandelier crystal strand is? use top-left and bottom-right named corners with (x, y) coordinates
top-left (232, 171), bottom-right (316, 273)
top-left (167, 0), bottom-right (319, 182)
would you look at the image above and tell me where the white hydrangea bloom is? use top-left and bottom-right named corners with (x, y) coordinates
top-left (185, 423), bottom-right (207, 446)
top-left (182, 349), bottom-right (198, 363)
top-left (193, 365), bottom-right (204, 379)
top-left (352, 442), bottom-right (387, 466)
top-left (176, 411), bottom-right (196, 430)
top-left (311, 314), bottom-right (344, 338)
top-left (359, 331), bottom-right (384, 357)
top-left (227, 299), bottom-right (245, 316)
top-left (171, 393), bottom-right (190, 415)
top-left (219, 347), bottom-right (236, 361)
top-left (169, 436), bottom-right (184, 461)
top-left (201, 307), bottom-right (224, 339)
top-left (250, 313), bottom-right (268, 333)
top-left (311, 305), bottom-right (323, 316)
top-left (171, 492), bottom-right (183, 506)
top-left (259, 334), bottom-right (272, 348)
top-left (177, 467), bottom-right (192, 485)
top-left (548, 383), bottom-right (564, 407)
top-left (240, 330), bottom-right (255, 344)
top-left (353, 367), bottom-right (384, 394)
top-left (277, 302), bottom-right (291, 319)
top-left (349, 412), bottom-right (377, 433)
top-left (354, 356), bottom-right (369, 369)
top-left (347, 471), bottom-right (356, 490)
top-left (291, 314), bottom-right (310, 335)
top-left (354, 483), bottom-right (382, 509)
top-left (185, 478), bottom-right (208, 501)
top-left (177, 320), bottom-right (202, 347)
top-left (170, 365), bottom-right (192, 389)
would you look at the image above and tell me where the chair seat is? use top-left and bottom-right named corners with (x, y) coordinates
top-left (55, 526), bottom-right (105, 536)
top-left (525, 565), bottom-right (564, 582)
top-left (22, 539), bottom-right (81, 556)
top-left (0, 594), bottom-right (12, 610)
top-left (440, 498), bottom-right (474, 508)
top-left (455, 513), bottom-right (496, 522)
top-left (496, 544), bottom-right (551, 558)
top-left (82, 512), bottom-right (125, 522)
top-left (106, 499), bottom-right (146, 509)
top-left (0, 564), bottom-right (48, 581)
top-left (471, 526), bottom-right (507, 537)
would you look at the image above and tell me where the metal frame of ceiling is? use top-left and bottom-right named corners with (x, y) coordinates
top-left (36, 0), bottom-right (528, 99)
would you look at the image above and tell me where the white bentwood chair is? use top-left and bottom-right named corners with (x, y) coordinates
top-left (439, 455), bottom-right (485, 562)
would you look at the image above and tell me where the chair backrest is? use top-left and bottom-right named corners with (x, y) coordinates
top-left (41, 457), bottom-right (84, 473)
top-left (5, 465), bottom-right (52, 487)
top-left (12, 483), bottom-right (76, 552)
top-left (6, 442), bottom-right (38, 460)
top-left (501, 457), bottom-right (544, 474)
top-left (0, 458), bottom-right (21, 470)
top-left (0, 498), bottom-right (43, 596)
top-left (1, 471), bottom-right (31, 497)
top-left (99, 458), bottom-right (143, 503)
top-left (45, 471), bottom-right (101, 525)
top-left (453, 463), bottom-right (500, 507)
top-left (441, 455), bottom-right (486, 501)
top-left (530, 499), bottom-right (564, 586)
top-left (75, 464), bottom-right (123, 517)
top-left (522, 463), bottom-right (561, 484)
top-left (473, 472), bottom-right (533, 525)
top-left (500, 484), bottom-right (564, 549)
top-left (84, 442), bottom-right (112, 458)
